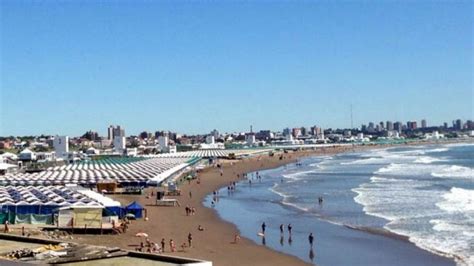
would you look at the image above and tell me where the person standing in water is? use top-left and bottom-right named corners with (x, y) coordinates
top-left (288, 223), bottom-right (292, 235)
top-left (308, 233), bottom-right (314, 247)
top-left (261, 222), bottom-right (266, 234)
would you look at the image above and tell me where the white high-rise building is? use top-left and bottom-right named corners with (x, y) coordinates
top-left (205, 135), bottom-right (215, 144)
top-left (53, 136), bottom-right (69, 159)
top-left (245, 134), bottom-right (256, 146)
top-left (113, 136), bottom-right (126, 154)
top-left (158, 136), bottom-right (169, 150)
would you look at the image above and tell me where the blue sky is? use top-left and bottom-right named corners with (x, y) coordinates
top-left (1, 1), bottom-right (472, 136)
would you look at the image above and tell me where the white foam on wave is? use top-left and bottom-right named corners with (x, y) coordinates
top-left (269, 183), bottom-right (309, 212)
top-left (414, 156), bottom-right (445, 164)
top-left (352, 176), bottom-right (440, 221)
top-left (309, 156), bottom-right (334, 168)
top-left (308, 162), bottom-right (325, 169)
top-left (341, 157), bottom-right (389, 165)
top-left (387, 224), bottom-right (473, 266)
top-left (426, 148), bottom-right (449, 153)
top-left (354, 174), bottom-right (474, 265)
top-left (375, 163), bottom-right (473, 180)
top-left (436, 187), bottom-right (474, 213)
top-left (431, 166), bottom-right (474, 179)
top-left (281, 170), bottom-right (315, 181)
top-left (445, 143), bottom-right (474, 148)
top-left (352, 146), bottom-right (474, 265)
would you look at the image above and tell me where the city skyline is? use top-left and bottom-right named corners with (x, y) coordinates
top-left (1, 1), bottom-right (472, 136)
top-left (1, 117), bottom-right (471, 138)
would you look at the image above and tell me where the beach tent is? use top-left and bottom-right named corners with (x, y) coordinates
top-left (124, 201), bottom-right (144, 219)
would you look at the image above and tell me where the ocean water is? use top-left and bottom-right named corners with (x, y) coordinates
top-left (205, 143), bottom-right (473, 266)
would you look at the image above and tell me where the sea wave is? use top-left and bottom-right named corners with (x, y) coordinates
top-left (414, 156), bottom-right (445, 164)
top-left (281, 170), bottom-right (314, 181)
top-left (436, 187), bottom-right (474, 213)
top-left (354, 173), bottom-right (473, 265)
top-left (375, 163), bottom-right (473, 180)
top-left (431, 166), bottom-right (474, 179)
top-left (269, 183), bottom-right (309, 212)
top-left (426, 148), bottom-right (449, 153)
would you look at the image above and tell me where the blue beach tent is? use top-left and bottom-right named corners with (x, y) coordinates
top-left (124, 201), bottom-right (144, 219)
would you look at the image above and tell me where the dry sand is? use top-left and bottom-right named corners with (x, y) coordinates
top-left (74, 147), bottom-right (356, 266)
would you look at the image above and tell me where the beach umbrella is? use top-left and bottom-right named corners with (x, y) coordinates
top-left (135, 232), bottom-right (148, 237)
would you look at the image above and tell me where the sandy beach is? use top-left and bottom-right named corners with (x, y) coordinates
top-left (73, 147), bottom-right (355, 266)
top-left (6, 142), bottom-right (463, 265)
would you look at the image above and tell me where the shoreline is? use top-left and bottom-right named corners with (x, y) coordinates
top-left (70, 147), bottom-right (356, 266)
top-left (12, 141), bottom-right (468, 265)
top-left (198, 143), bottom-right (461, 266)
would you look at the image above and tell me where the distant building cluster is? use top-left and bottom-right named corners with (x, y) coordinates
top-left (0, 118), bottom-right (473, 176)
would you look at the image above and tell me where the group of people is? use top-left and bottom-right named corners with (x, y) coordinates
top-left (227, 181), bottom-right (237, 192)
top-left (112, 217), bottom-right (130, 234)
top-left (260, 222), bottom-right (315, 247)
top-left (318, 196), bottom-right (324, 205)
top-left (136, 233), bottom-right (194, 253)
top-left (211, 190), bottom-right (220, 207)
top-left (185, 205), bottom-right (196, 216)
top-left (136, 238), bottom-right (163, 253)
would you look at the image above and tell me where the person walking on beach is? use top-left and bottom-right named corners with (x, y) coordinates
top-left (308, 233), bottom-right (314, 247)
top-left (261, 222), bottom-right (266, 234)
top-left (188, 233), bottom-right (193, 247)
top-left (170, 239), bottom-right (176, 252)
top-left (288, 223), bottom-right (293, 235)
top-left (161, 238), bottom-right (166, 252)
top-left (234, 234), bottom-right (241, 244)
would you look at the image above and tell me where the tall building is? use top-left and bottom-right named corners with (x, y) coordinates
top-left (113, 136), bottom-right (126, 154)
top-left (107, 125), bottom-right (114, 140)
top-left (292, 128), bottom-right (302, 138)
top-left (379, 122), bottom-right (385, 131)
top-left (205, 135), bottom-right (215, 144)
top-left (367, 122), bottom-right (375, 133)
top-left (113, 126), bottom-right (125, 138)
top-left (421, 119), bottom-right (427, 128)
top-left (245, 134), bottom-right (256, 146)
top-left (311, 126), bottom-right (322, 136)
top-left (53, 136), bottom-right (69, 159)
top-left (467, 120), bottom-right (474, 130)
top-left (455, 119), bottom-right (463, 130)
top-left (283, 128), bottom-right (291, 136)
top-left (386, 121), bottom-right (394, 131)
top-left (158, 136), bottom-right (169, 149)
top-left (393, 122), bottom-right (402, 132)
top-left (301, 127), bottom-right (309, 136)
top-left (108, 125), bottom-right (125, 140)
top-left (407, 121), bottom-right (417, 130)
